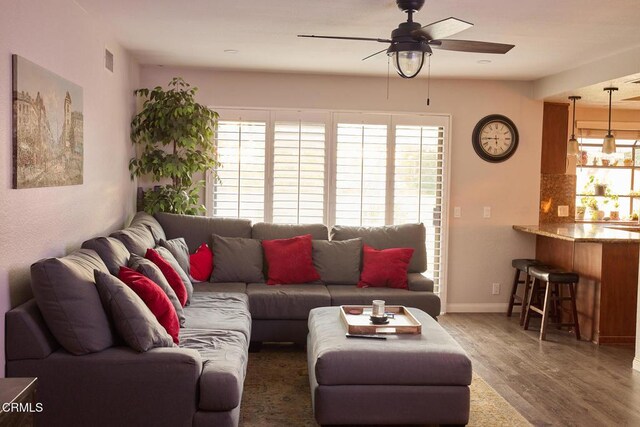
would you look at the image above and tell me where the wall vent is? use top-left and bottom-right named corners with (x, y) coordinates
top-left (105, 49), bottom-right (114, 72)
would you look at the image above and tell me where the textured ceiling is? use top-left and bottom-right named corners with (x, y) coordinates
top-left (75, 0), bottom-right (640, 81)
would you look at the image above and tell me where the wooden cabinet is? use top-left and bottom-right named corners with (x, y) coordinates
top-left (541, 102), bottom-right (569, 174)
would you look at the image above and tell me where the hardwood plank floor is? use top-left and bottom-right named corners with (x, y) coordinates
top-left (438, 313), bottom-right (640, 427)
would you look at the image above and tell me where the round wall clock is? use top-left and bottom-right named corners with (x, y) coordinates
top-left (472, 114), bottom-right (519, 163)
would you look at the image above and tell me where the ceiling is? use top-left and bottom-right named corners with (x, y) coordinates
top-left (76, 0), bottom-right (640, 98)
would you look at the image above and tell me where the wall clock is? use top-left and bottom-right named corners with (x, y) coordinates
top-left (472, 114), bottom-right (519, 163)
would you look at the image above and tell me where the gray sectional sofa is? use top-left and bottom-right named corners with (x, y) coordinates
top-left (5, 212), bottom-right (441, 427)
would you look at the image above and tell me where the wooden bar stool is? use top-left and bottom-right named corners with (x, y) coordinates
top-left (508, 258), bottom-right (541, 325)
top-left (523, 265), bottom-right (581, 341)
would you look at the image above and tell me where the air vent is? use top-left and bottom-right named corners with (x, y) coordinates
top-left (622, 96), bottom-right (640, 101)
top-left (105, 49), bottom-right (114, 72)
top-left (630, 79), bottom-right (640, 84)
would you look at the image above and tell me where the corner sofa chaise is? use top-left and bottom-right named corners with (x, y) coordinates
top-left (5, 212), bottom-right (440, 427)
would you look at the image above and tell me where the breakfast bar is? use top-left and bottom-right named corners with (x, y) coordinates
top-left (513, 223), bottom-right (640, 344)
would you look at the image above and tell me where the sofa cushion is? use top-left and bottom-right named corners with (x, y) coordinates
top-left (179, 329), bottom-right (248, 411)
top-left (129, 254), bottom-right (186, 327)
top-left (247, 283), bottom-right (331, 320)
top-left (252, 222), bottom-right (329, 240)
top-left (312, 238), bottom-right (362, 285)
top-left (331, 223), bottom-right (427, 273)
top-left (193, 282), bottom-right (247, 294)
top-left (159, 237), bottom-right (190, 275)
top-left (146, 248), bottom-right (188, 306)
top-left (118, 267), bottom-right (180, 344)
top-left (130, 211), bottom-right (166, 243)
top-left (110, 224), bottom-right (156, 257)
top-left (211, 235), bottom-right (264, 283)
top-left (190, 243), bottom-right (213, 282)
top-left (155, 246), bottom-right (194, 304)
top-left (155, 212), bottom-right (252, 252)
top-left (30, 249), bottom-right (115, 355)
top-left (262, 235), bottom-right (320, 285)
top-left (358, 245), bottom-right (414, 289)
top-left (183, 293), bottom-right (251, 340)
top-left (94, 270), bottom-right (174, 352)
top-left (81, 237), bottom-right (130, 276)
top-left (326, 285), bottom-right (441, 318)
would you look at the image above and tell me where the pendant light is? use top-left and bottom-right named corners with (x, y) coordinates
top-left (602, 87), bottom-right (618, 154)
top-left (567, 96), bottom-right (581, 156)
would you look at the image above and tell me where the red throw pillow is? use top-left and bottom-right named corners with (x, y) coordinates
top-left (189, 243), bottom-right (213, 282)
top-left (357, 244), bottom-right (414, 289)
top-left (146, 248), bottom-right (188, 307)
top-left (262, 234), bottom-right (321, 285)
top-left (118, 267), bottom-right (180, 344)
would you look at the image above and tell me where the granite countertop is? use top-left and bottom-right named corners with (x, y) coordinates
top-left (513, 223), bottom-right (640, 243)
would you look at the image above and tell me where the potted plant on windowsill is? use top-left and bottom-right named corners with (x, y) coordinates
top-left (608, 195), bottom-right (620, 221)
top-left (129, 77), bottom-right (220, 215)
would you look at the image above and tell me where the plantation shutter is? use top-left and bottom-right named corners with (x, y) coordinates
top-left (334, 114), bottom-right (389, 226)
top-left (213, 119), bottom-right (266, 222)
top-left (393, 119), bottom-right (447, 293)
top-left (272, 117), bottom-right (326, 224)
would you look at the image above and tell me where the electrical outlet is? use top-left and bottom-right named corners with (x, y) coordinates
top-left (558, 205), bottom-right (569, 217)
top-left (483, 207), bottom-right (491, 218)
top-left (453, 207), bottom-right (461, 218)
top-left (492, 283), bottom-right (500, 295)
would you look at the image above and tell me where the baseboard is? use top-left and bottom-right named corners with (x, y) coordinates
top-left (445, 303), bottom-right (514, 313)
top-left (633, 357), bottom-right (640, 372)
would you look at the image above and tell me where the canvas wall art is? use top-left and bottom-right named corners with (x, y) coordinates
top-left (12, 55), bottom-right (83, 189)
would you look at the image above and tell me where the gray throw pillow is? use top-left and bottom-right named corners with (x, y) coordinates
top-left (110, 224), bottom-right (155, 257)
top-left (129, 254), bottom-right (186, 326)
top-left (130, 211), bottom-right (166, 243)
top-left (81, 237), bottom-right (130, 276)
top-left (156, 246), bottom-right (194, 305)
top-left (159, 238), bottom-right (190, 275)
top-left (312, 238), bottom-right (362, 284)
top-left (94, 270), bottom-right (173, 352)
top-left (211, 234), bottom-right (264, 283)
top-left (30, 249), bottom-right (115, 355)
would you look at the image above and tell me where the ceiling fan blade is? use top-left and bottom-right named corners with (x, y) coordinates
top-left (298, 34), bottom-right (391, 43)
top-left (431, 39), bottom-right (515, 54)
top-left (412, 17), bottom-right (473, 41)
top-left (362, 48), bottom-right (388, 61)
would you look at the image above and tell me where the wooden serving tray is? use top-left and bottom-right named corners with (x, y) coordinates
top-left (339, 305), bottom-right (422, 335)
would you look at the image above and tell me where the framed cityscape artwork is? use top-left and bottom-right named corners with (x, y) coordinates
top-left (12, 55), bottom-right (83, 189)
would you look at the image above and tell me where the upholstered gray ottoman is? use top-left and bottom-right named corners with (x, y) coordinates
top-left (307, 307), bottom-right (472, 426)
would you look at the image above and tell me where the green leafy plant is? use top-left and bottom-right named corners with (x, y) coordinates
top-left (129, 77), bottom-right (220, 215)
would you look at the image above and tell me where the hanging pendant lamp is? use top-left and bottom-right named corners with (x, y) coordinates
top-left (602, 87), bottom-right (618, 154)
top-left (567, 96), bottom-right (581, 156)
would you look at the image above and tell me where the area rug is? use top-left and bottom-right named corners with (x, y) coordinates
top-left (240, 344), bottom-right (531, 426)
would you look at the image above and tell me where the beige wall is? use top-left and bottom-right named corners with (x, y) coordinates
top-left (140, 66), bottom-right (543, 312)
top-left (0, 0), bottom-right (139, 373)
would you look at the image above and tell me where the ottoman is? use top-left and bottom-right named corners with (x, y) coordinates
top-left (307, 307), bottom-right (472, 426)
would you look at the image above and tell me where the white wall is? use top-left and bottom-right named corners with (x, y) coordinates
top-left (0, 0), bottom-right (139, 373)
top-left (140, 66), bottom-right (543, 312)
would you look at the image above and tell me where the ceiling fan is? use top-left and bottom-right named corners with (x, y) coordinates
top-left (298, 0), bottom-right (515, 79)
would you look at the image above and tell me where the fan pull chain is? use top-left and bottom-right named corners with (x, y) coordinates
top-left (386, 55), bottom-right (390, 100)
top-left (426, 54), bottom-right (431, 106)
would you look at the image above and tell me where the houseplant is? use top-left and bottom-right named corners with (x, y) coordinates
top-left (129, 77), bottom-right (220, 214)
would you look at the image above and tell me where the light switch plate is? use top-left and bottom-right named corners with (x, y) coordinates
top-left (453, 207), bottom-right (461, 218)
top-left (483, 207), bottom-right (491, 218)
top-left (558, 205), bottom-right (569, 217)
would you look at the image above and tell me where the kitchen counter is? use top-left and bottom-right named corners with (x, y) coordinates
top-left (513, 223), bottom-right (640, 243)
top-left (514, 223), bottom-right (639, 344)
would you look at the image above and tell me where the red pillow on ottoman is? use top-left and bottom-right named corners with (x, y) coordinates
top-left (357, 244), bottom-right (414, 289)
top-left (145, 248), bottom-right (188, 307)
top-left (189, 243), bottom-right (213, 282)
top-left (262, 234), bottom-right (321, 285)
top-left (118, 267), bottom-right (180, 344)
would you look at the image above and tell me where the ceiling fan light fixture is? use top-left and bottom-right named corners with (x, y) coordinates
top-left (391, 50), bottom-right (425, 78)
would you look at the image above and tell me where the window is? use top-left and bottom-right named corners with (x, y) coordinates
top-left (335, 123), bottom-right (387, 226)
top-left (209, 108), bottom-right (450, 297)
top-left (273, 121), bottom-right (326, 224)
top-left (212, 120), bottom-right (266, 223)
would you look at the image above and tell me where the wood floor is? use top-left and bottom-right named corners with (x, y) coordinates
top-left (438, 313), bottom-right (640, 427)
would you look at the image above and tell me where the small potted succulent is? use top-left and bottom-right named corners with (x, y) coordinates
top-left (608, 195), bottom-right (620, 221)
